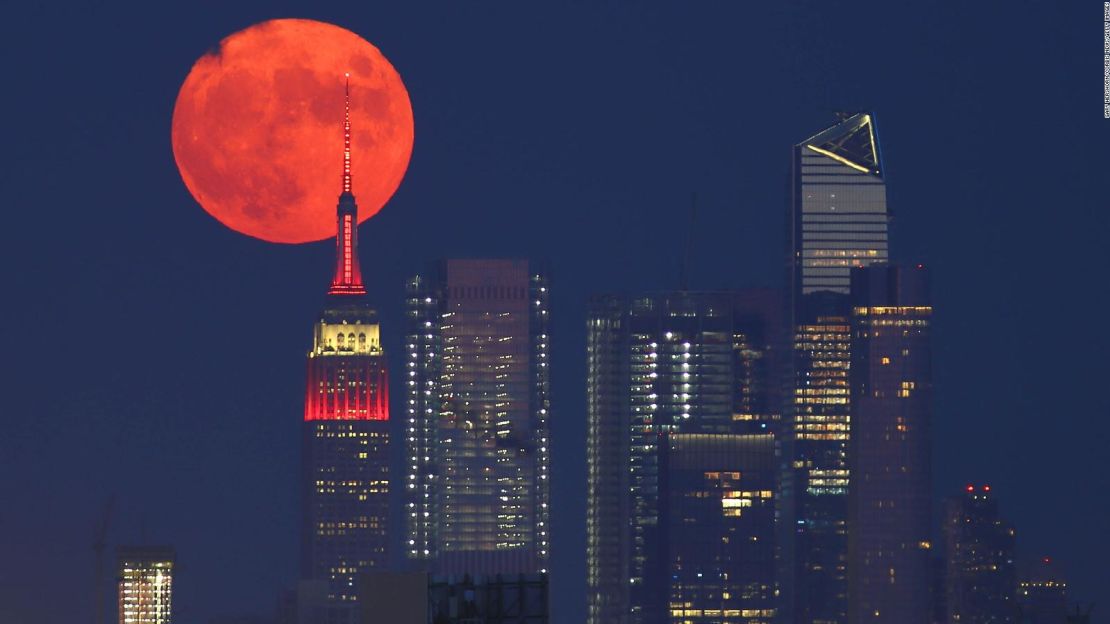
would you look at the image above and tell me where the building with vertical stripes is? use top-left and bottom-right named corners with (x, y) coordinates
top-left (786, 112), bottom-right (891, 624)
top-left (301, 78), bottom-right (390, 620)
top-left (404, 259), bottom-right (551, 576)
top-left (586, 290), bottom-right (786, 624)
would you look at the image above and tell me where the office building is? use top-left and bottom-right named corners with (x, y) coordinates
top-left (786, 112), bottom-right (891, 624)
top-left (404, 259), bottom-right (550, 575)
top-left (661, 433), bottom-right (777, 623)
top-left (301, 79), bottom-right (390, 613)
top-left (586, 290), bottom-right (786, 624)
top-left (790, 111), bottom-right (889, 297)
top-left (847, 265), bottom-right (933, 624)
top-left (118, 545), bottom-right (175, 624)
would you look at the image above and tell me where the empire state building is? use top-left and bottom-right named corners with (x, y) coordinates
top-left (301, 76), bottom-right (390, 609)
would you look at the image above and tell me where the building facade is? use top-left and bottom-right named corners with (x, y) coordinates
top-left (301, 80), bottom-right (390, 614)
top-left (847, 265), bottom-right (933, 624)
top-left (942, 486), bottom-right (1017, 624)
top-left (118, 545), bottom-right (175, 624)
top-left (661, 433), bottom-right (777, 624)
top-left (585, 290), bottom-right (786, 624)
top-left (787, 293), bottom-right (853, 624)
top-left (790, 111), bottom-right (888, 297)
top-left (404, 259), bottom-right (550, 575)
top-left (359, 571), bottom-right (549, 624)
top-left (787, 112), bottom-right (891, 624)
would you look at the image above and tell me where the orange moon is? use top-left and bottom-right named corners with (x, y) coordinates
top-left (172, 19), bottom-right (413, 243)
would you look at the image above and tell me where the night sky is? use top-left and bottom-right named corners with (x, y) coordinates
top-left (1, 2), bottom-right (1107, 623)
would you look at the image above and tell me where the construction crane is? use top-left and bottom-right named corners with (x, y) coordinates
top-left (93, 495), bottom-right (115, 624)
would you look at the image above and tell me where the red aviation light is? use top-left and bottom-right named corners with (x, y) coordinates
top-left (966, 484), bottom-right (974, 493)
top-left (983, 484), bottom-right (991, 492)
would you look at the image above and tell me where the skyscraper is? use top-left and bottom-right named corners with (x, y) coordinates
top-left (942, 485), bottom-right (1017, 624)
top-left (117, 545), bottom-right (175, 624)
top-left (847, 265), bottom-right (933, 624)
top-left (404, 259), bottom-right (550, 575)
top-left (660, 433), bottom-right (777, 624)
top-left (301, 77), bottom-right (390, 611)
top-left (586, 290), bottom-right (786, 624)
top-left (787, 112), bottom-right (890, 624)
top-left (786, 296), bottom-right (852, 624)
top-left (790, 111), bottom-right (888, 297)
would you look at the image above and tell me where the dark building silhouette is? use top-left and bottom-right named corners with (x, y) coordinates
top-left (403, 259), bottom-right (550, 576)
top-left (585, 290), bottom-right (786, 624)
top-left (208, 616), bottom-right (276, 624)
top-left (1017, 558), bottom-right (1068, 624)
top-left (942, 485), bottom-right (1017, 624)
top-left (847, 265), bottom-right (933, 624)
top-left (300, 79), bottom-right (390, 617)
top-left (1064, 605), bottom-right (1093, 624)
top-left (276, 580), bottom-right (335, 624)
top-left (932, 554), bottom-right (949, 624)
top-left (660, 433), bottom-right (777, 623)
top-left (786, 111), bottom-right (890, 624)
top-left (358, 571), bottom-right (548, 623)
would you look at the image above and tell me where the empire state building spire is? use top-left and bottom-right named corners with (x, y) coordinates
top-left (342, 72), bottom-right (353, 194)
top-left (329, 73), bottom-right (366, 296)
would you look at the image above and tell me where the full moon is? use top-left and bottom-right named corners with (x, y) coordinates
top-left (172, 19), bottom-right (413, 243)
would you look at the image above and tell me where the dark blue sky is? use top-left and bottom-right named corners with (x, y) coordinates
top-left (1, 2), bottom-right (1106, 622)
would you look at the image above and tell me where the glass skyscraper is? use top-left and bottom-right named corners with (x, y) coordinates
top-left (586, 291), bottom-right (786, 624)
top-left (791, 111), bottom-right (888, 297)
top-left (404, 259), bottom-right (550, 576)
top-left (847, 265), bottom-right (933, 624)
top-left (787, 112), bottom-right (890, 624)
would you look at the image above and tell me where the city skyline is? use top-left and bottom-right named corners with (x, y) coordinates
top-left (1, 3), bottom-right (1106, 624)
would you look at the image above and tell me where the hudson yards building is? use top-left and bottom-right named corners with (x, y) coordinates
top-left (786, 112), bottom-right (890, 624)
top-left (586, 290), bottom-right (785, 624)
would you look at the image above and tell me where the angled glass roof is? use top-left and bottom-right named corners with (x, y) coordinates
top-left (800, 112), bottom-right (883, 177)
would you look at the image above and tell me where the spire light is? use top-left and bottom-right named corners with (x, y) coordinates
top-left (343, 73), bottom-right (352, 194)
top-left (329, 73), bottom-right (366, 296)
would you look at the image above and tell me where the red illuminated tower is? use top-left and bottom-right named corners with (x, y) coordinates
top-left (301, 74), bottom-right (390, 615)
top-left (328, 74), bottom-right (365, 297)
